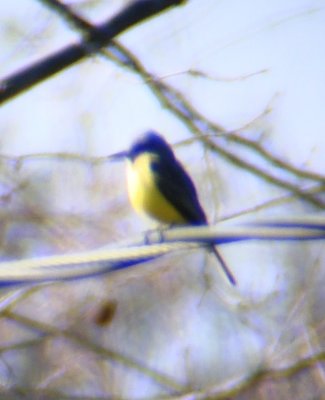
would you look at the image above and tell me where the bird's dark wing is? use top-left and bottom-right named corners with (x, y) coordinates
top-left (151, 154), bottom-right (236, 285)
top-left (151, 156), bottom-right (207, 225)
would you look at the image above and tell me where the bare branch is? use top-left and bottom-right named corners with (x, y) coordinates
top-left (0, 0), bottom-right (185, 103)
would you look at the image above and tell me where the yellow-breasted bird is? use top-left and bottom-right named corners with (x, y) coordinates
top-left (111, 131), bottom-right (236, 285)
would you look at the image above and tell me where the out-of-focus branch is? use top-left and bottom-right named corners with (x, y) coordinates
top-left (3, 310), bottom-right (185, 394)
top-left (0, 0), bottom-right (185, 104)
top-left (3, 311), bottom-right (324, 399)
top-left (227, 130), bottom-right (325, 183)
top-left (0, 151), bottom-right (109, 168)
top-left (194, 349), bottom-right (325, 400)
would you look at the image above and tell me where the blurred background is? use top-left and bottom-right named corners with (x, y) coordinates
top-left (0, 0), bottom-right (324, 398)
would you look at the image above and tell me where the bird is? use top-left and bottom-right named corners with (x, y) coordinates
top-left (110, 131), bottom-right (236, 285)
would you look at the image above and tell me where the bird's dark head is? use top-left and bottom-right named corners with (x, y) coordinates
top-left (108, 131), bottom-right (175, 162)
top-left (128, 131), bottom-right (175, 161)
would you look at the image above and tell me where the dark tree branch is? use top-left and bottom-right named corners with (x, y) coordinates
top-left (0, 0), bottom-right (185, 104)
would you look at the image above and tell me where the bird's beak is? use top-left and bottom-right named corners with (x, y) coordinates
top-left (107, 150), bottom-right (129, 162)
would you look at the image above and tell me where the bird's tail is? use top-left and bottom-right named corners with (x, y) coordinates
top-left (211, 246), bottom-right (236, 286)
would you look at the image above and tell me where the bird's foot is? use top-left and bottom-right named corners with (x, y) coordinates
top-left (143, 226), bottom-right (168, 245)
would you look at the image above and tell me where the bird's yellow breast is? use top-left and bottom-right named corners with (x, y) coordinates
top-left (126, 153), bottom-right (186, 224)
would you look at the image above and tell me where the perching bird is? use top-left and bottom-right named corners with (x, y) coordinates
top-left (111, 131), bottom-right (236, 285)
